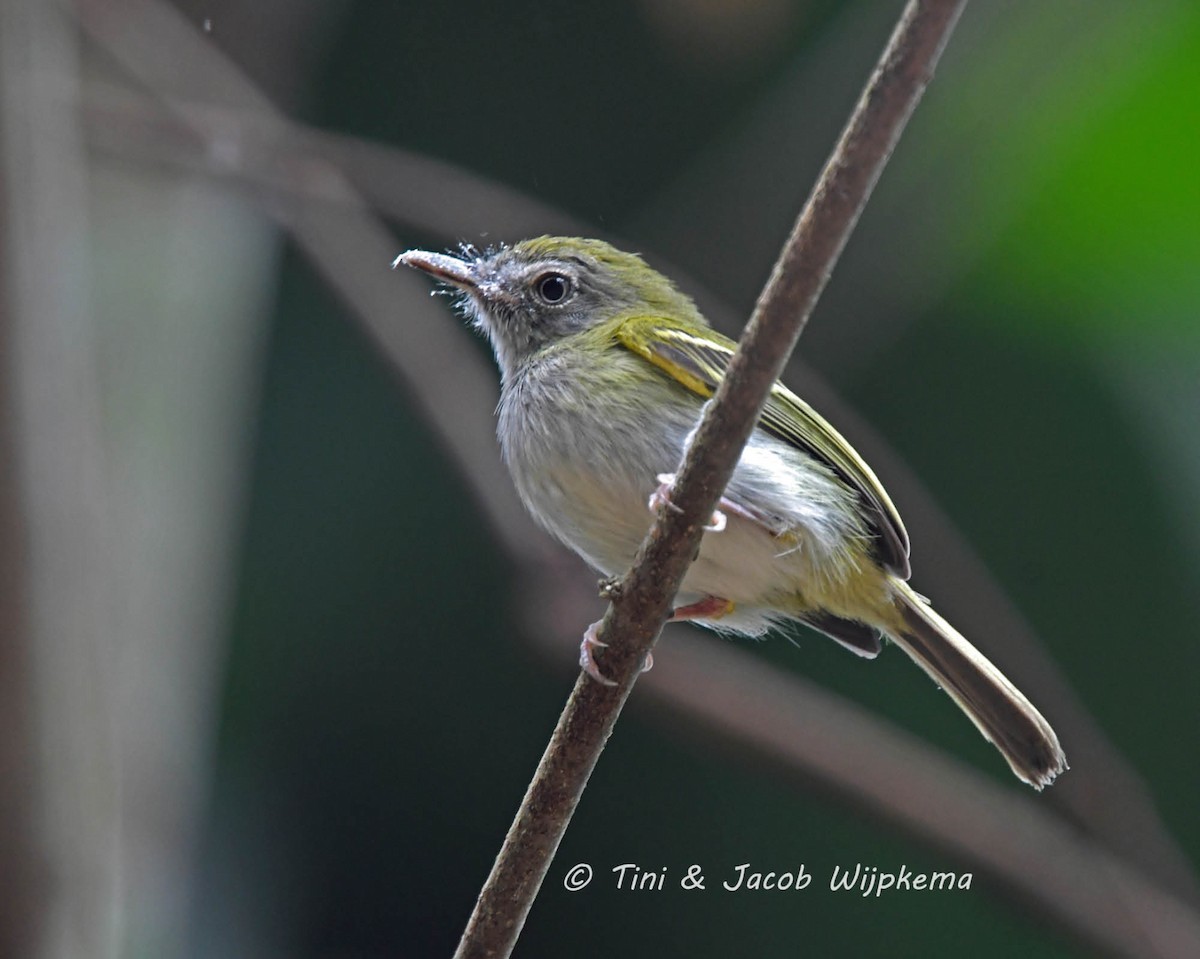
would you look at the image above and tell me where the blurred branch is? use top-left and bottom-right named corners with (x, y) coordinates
top-left (1, 1), bottom-right (121, 957)
top-left (0, 151), bottom-right (38, 959)
top-left (81, 83), bottom-right (588, 242)
top-left (454, 2), bottom-right (969, 956)
top-left (76, 0), bottom-right (549, 562)
top-left (638, 633), bottom-right (1200, 958)
top-left (69, 0), bottom-right (1200, 956)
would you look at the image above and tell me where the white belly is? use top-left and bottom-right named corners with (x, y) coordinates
top-left (509, 429), bottom-right (869, 636)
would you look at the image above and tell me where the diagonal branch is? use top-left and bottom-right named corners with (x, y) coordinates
top-left (454, 2), bottom-right (969, 956)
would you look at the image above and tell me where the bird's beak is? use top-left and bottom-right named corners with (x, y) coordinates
top-left (393, 249), bottom-right (479, 291)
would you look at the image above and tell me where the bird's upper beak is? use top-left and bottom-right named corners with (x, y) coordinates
top-left (393, 249), bottom-right (479, 291)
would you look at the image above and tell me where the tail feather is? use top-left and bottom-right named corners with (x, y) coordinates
top-left (890, 581), bottom-right (1067, 789)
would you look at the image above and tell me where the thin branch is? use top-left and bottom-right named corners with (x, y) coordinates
top-left (454, 2), bottom-right (968, 956)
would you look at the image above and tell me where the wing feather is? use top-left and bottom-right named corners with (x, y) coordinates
top-left (615, 315), bottom-right (911, 578)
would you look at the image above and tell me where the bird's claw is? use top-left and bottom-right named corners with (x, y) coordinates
top-left (580, 622), bottom-right (617, 686)
top-left (648, 473), bottom-right (684, 515)
top-left (649, 472), bottom-right (726, 532)
top-left (579, 621), bottom-right (653, 686)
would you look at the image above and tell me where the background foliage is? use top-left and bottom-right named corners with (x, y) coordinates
top-left (202, 1), bottom-right (1199, 956)
top-left (4, 1), bottom-right (1197, 957)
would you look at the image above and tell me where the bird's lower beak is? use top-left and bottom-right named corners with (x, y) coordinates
top-left (393, 249), bottom-right (479, 291)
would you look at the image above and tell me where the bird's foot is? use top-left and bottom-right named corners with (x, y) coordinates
top-left (648, 473), bottom-right (728, 532)
top-left (579, 621), bottom-right (653, 686)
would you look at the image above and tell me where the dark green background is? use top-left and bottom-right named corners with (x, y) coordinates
top-left (191, 1), bottom-right (1200, 956)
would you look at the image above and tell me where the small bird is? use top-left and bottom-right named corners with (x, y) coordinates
top-left (397, 236), bottom-right (1067, 789)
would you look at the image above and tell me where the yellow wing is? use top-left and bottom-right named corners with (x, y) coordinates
top-left (615, 314), bottom-right (911, 578)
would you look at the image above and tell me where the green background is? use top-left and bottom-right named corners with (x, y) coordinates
top-left (190, 1), bottom-right (1200, 956)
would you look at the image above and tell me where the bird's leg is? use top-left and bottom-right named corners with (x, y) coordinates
top-left (670, 595), bottom-right (736, 621)
top-left (649, 472), bottom-right (766, 532)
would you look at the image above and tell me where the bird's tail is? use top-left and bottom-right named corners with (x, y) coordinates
top-left (889, 580), bottom-right (1067, 789)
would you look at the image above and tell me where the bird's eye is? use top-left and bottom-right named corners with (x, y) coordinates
top-left (533, 272), bottom-right (572, 305)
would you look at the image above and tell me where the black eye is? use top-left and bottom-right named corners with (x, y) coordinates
top-left (534, 272), bottom-right (572, 304)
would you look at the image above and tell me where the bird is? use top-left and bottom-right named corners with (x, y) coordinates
top-left (396, 236), bottom-right (1067, 789)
